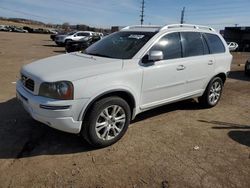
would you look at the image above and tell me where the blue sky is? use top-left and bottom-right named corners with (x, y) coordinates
top-left (0, 0), bottom-right (250, 30)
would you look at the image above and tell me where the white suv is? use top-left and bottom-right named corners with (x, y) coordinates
top-left (16, 24), bottom-right (232, 147)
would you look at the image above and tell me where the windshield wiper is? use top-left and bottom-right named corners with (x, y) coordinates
top-left (85, 52), bottom-right (112, 58)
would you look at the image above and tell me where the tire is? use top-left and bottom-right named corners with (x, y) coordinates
top-left (56, 42), bottom-right (64, 47)
top-left (65, 39), bottom-right (72, 45)
top-left (199, 77), bottom-right (224, 108)
top-left (245, 61), bottom-right (250, 76)
top-left (81, 96), bottom-right (131, 148)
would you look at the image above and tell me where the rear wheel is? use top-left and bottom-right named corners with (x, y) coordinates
top-left (245, 61), bottom-right (250, 76)
top-left (199, 77), bottom-right (223, 108)
top-left (82, 96), bottom-right (131, 147)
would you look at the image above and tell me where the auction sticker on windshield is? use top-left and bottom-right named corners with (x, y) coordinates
top-left (128, 35), bottom-right (145, 39)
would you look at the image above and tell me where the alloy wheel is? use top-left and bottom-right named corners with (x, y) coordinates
top-left (208, 81), bottom-right (222, 105)
top-left (95, 105), bottom-right (126, 141)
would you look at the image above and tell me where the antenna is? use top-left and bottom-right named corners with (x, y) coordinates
top-left (180, 7), bottom-right (185, 24)
top-left (140, 0), bottom-right (145, 25)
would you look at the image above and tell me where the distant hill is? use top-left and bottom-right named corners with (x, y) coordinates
top-left (0, 17), bottom-right (45, 25)
top-left (0, 17), bottom-right (110, 33)
top-left (0, 17), bottom-right (53, 29)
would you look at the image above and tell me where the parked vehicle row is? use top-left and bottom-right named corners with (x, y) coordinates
top-left (0, 25), bottom-right (12, 32)
top-left (16, 24), bottom-right (232, 147)
top-left (0, 25), bottom-right (27, 33)
top-left (0, 24), bottom-right (57, 34)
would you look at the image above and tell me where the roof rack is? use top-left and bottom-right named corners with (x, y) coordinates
top-left (121, 25), bottom-right (161, 31)
top-left (121, 24), bottom-right (216, 32)
top-left (160, 24), bottom-right (215, 31)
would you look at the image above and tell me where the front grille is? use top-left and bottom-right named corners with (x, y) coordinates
top-left (21, 74), bottom-right (35, 92)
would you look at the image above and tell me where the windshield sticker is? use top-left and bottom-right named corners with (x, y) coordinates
top-left (128, 35), bottom-right (145, 39)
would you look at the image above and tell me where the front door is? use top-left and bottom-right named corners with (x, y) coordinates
top-left (140, 32), bottom-right (187, 109)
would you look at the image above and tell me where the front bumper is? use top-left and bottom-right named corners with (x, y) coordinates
top-left (16, 80), bottom-right (89, 134)
top-left (55, 41), bottom-right (64, 46)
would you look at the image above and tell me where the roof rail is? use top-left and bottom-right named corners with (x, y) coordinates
top-left (160, 24), bottom-right (215, 32)
top-left (121, 25), bottom-right (161, 31)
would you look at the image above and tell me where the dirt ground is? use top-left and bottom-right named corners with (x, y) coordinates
top-left (0, 32), bottom-right (249, 188)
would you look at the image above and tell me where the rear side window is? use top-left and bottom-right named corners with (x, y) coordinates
top-left (150, 32), bottom-right (182, 60)
top-left (203, 33), bottom-right (225, 54)
top-left (181, 32), bottom-right (207, 57)
top-left (78, 32), bottom-right (90, 36)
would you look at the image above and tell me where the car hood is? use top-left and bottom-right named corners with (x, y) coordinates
top-left (56, 34), bottom-right (67, 38)
top-left (21, 53), bottom-right (123, 82)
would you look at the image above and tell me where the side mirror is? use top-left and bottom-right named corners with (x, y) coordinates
top-left (148, 50), bottom-right (163, 61)
top-left (73, 34), bottom-right (77, 37)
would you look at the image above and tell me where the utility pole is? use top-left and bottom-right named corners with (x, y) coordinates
top-left (180, 7), bottom-right (185, 24)
top-left (140, 0), bottom-right (145, 25)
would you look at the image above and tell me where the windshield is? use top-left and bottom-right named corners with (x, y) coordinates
top-left (67, 31), bottom-right (76, 35)
top-left (84, 31), bottom-right (156, 59)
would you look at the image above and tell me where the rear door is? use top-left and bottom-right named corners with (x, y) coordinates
top-left (203, 33), bottom-right (230, 74)
top-left (180, 31), bottom-right (215, 95)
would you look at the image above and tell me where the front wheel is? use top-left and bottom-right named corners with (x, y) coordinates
top-left (199, 77), bottom-right (224, 108)
top-left (65, 39), bottom-right (72, 45)
top-left (82, 97), bottom-right (131, 148)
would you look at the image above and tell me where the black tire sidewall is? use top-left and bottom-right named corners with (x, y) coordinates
top-left (86, 97), bottom-right (131, 147)
top-left (65, 39), bottom-right (72, 44)
top-left (205, 77), bottom-right (223, 107)
top-left (245, 61), bottom-right (250, 76)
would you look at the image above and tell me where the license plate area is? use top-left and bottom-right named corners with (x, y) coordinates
top-left (16, 91), bottom-right (31, 114)
top-left (17, 91), bottom-right (28, 103)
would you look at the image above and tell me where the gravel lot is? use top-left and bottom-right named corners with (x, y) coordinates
top-left (0, 32), bottom-right (249, 188)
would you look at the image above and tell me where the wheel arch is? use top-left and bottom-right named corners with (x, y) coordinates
top-left (78, 89), bottom-right (136, 126)
top-left (202, 72), bottom-right (227, 96)
top-left (214, 72), bottom-right (227, 83)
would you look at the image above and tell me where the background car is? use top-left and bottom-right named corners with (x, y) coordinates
top-left (50, 34), bottom-right (57, 41)
top-left (227, 42), bottom-right (239, 51)
top-left (55, 31), bottom-right (94, 46)
top-left (65, 35), bottom-right (101, 52)
top-left (50, 31), bottom-right (65, 41)
top-left (54, 31), bottom-right (77, 46)
top-left (245, 59), bottom-right (250, 76)
top-left (12, 27), bottom-right (28, 33)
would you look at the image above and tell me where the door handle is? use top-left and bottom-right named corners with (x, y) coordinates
top-left (176, 65), bottom-right (186, 71)
top-left (208, 60), bottom-right (214, 65)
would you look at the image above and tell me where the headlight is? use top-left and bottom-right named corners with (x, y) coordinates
top-left (39, 81), bottom-right (74, 100)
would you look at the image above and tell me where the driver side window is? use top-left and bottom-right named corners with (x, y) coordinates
top-left (150, 32), bottom-right (182, 60)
